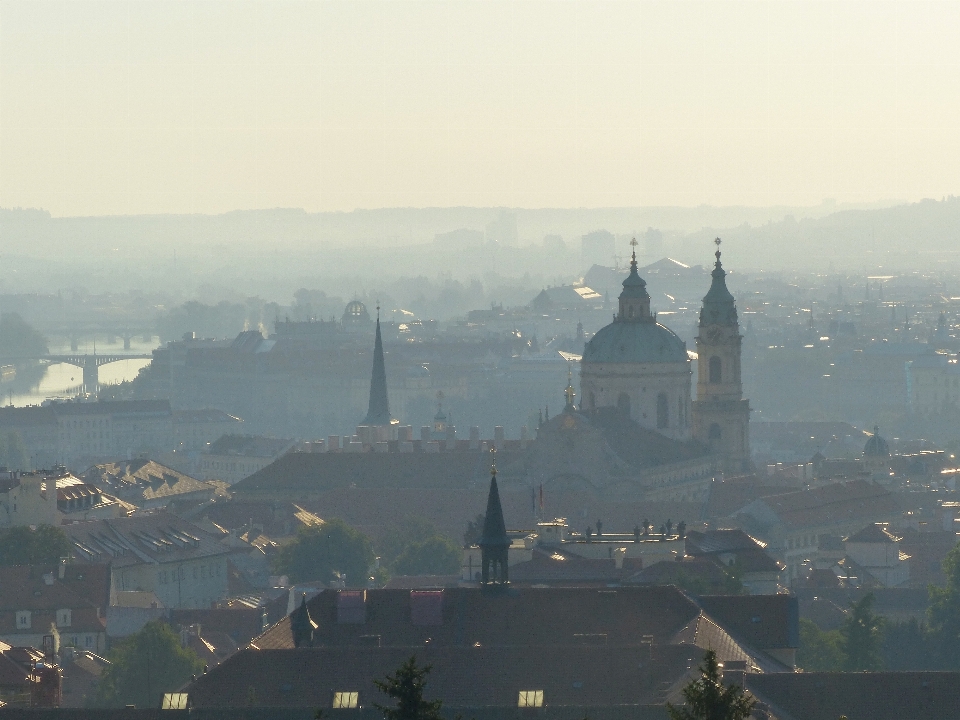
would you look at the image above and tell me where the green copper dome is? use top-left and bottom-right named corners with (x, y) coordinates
top-left (583, 321), bottom-right (688, 364)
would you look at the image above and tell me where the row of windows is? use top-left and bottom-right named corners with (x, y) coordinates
top-left (14, 609), bottom-right (73, 629)
top-left (331, 691), bottom-right (543, 709)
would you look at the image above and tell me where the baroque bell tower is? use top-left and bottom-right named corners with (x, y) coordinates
top-left (692, 239), bottom-right (751, 472)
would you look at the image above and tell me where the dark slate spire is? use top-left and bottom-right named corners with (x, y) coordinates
top-left (363, 306), bottom-right (393, 426)
top-left (480, 447), bottom-right (509, 587)
top-left (700, 238), bottom-right (738, 327)
top-left (480, 457), bottom-right (509, 548)
top-left (290, 593), bottom-right (317, 648)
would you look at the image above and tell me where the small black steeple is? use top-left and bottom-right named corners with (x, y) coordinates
top-left (363, 304), bottom-right (393, 426)
top-left (290, 593), bottom-right (317, 648)
top-left (479, 447), bottom-right (510, 588)
top-left (699, 238), bottom-right (738, 327)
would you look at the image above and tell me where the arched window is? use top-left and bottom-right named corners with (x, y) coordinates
top-left (709, 423), bottom-right (722, 440)
top-left (709, 356), bottom-right (722, 383)
top-left (657, 392), bottom-right (668, 429)
top-left (617, 392), bottom-right (631, 418)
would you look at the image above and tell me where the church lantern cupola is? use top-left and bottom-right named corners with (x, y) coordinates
top-left (479, 447), bottom-right (510, 589)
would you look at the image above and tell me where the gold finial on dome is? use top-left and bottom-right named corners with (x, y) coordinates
top-left (630, 238), bottom-right (638, 269)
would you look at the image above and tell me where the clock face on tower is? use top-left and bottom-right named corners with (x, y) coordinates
top-left (706, 327), bottom-right (722, 343)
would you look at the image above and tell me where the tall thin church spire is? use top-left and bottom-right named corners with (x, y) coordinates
top-left (362, 303), bottom-right (393, 426)
top-left (480, 446), bottom-right (510, 588)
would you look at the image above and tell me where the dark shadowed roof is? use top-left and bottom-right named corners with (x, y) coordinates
top-left (186, 644), bottom-right (702, 710)
top-left (747, 671), bottom-right (960, 720)
top-left (231, 449), bottom-right (517, 498)
top-left (846, 523), bottom-right (901, 544)
top-left (698, 595), bottom-right (799, 650)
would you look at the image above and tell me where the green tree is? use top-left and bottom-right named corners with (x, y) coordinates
top-left (392, 536), bottom-right (461, 576)
top-left (667, 649), bottom-right (755, 720)
top-left (797, 619), bottom-right (844, 671)
top-left (0, 430), bottom-right (30, 470)
top-left (272, 518), bottom-right (374, 586)
top-left (0, 525), bottom-right (71, 566)
top-left (379, 518), bottom-right (440, 567)
top-left (882, 617), bottom-right (934, 670)
top-left (841, 593), bottom-right (884, 671)
top-left (374, 655), bottom-right (444, 720)
top-left (462, 514), bottom-right (485, 547)
top-left (928, 540), bottom-right (960, 668)
top-left (96, 620), bottom-right (203, 708)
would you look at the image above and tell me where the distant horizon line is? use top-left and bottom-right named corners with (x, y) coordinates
top-left (0, 197), bottom-right (921, 220)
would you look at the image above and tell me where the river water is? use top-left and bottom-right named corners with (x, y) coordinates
top-left (1, 337), bottom-right (158, 407)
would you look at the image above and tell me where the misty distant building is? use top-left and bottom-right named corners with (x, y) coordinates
top-left (580, 229), bottom-right (615, 269)
top-left (485, 209), bottom-right (518, 247)
top-left (341, 300), bottom-right (371, 332)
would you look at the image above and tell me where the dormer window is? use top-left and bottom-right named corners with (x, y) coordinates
top-left (16, 611), bottom-right (31, 629)
top-left (332, 691), bottom-right (359, 708)
top-left (518, 690), bottom-right (543, 708)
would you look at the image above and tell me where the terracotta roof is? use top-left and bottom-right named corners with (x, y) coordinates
top-left (742, 480), bottom-right (900, 532)
top-left (747, 671), bottom-right (960, 720)
top-left (0, 565), bottom-right (108, 635)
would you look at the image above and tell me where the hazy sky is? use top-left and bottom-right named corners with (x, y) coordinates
top-left (2, 0), bottom-right (959, 216)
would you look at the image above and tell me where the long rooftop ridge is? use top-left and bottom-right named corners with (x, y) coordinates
top-left (362, 303), bottom-right (393, 426)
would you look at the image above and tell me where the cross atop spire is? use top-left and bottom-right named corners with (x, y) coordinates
top-left (630, 238), bottom-right (638, 268)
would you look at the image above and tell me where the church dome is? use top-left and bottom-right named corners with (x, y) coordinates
top-left (583, 321), bottom-right (687, 364)
top-left (864, 425), bottom-right (889, 457)
top-left (343, 300), bottom-right (370, 324)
